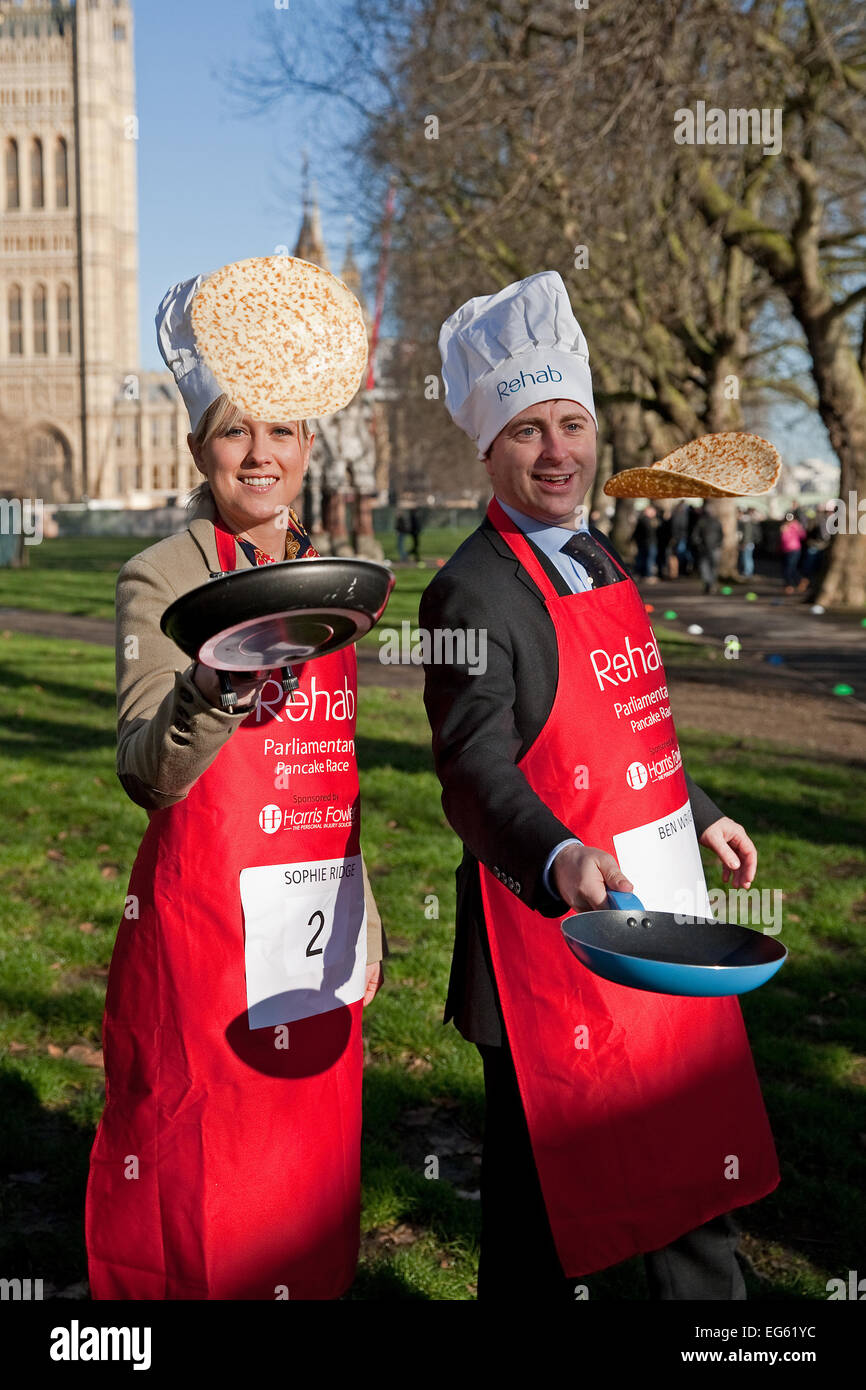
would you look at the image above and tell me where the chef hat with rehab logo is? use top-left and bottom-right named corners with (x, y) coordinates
top-left (438, 270), bottom-right (597, 459)
top-left (155, 273), bottom-right (222, 433)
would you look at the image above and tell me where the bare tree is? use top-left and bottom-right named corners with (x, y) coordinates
top-left (685, 0), bottom-right (866, 604)
top-left (233, 0), bottom-right (866, 600)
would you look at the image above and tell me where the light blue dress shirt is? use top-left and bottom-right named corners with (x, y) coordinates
top-left (497, 498), bottom-right (595, 592)
top-left (495, 498), bottom-right (594, 895)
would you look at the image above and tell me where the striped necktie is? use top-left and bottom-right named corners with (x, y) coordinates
top-left (560, 531), bottom-right (624, 588)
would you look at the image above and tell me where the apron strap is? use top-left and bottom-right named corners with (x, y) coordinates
top-left (214, 514), bottom-right (239, 573)
top-left (487, 497), bottom-right (567, 602)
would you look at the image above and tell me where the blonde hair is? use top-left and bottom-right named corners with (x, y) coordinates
top-left (186, 395), bottom-right (313, 508)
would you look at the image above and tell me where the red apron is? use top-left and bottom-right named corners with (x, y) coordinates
top-left (479, 499), bottom-right (779, 1278)
top-left (86, 525), bottom-right (366, 1299)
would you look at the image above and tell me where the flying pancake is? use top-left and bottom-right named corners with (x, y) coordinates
top-left (604, 432), bottom-right (781, 499)
top-left (190, 255), bottom-right (369, 421)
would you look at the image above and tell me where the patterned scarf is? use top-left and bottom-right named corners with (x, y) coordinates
top-left (215, 507), bottom-right (319, 567)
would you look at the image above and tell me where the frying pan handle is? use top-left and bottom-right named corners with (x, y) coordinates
top-left (605, 888), bottom-right (646, 911)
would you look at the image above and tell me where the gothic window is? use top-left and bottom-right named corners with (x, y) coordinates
top-left (170, 461), bottom-right (179, 490)
top-left (151, 416), bottom-right (160, 446)
top-left (114, 418), bottom-right (124, 447)
top-left (58, 283), bottom-right (72, 355)
top-left (55, 137), bottom-right (68, 208)
top-left (5, 138), bottom-right (19, 210)
top-left (134, 462), bottom-right (143, 490)
top-left (33, 283), bottom-right (47, 354)
top-left (31, 137), bottom-right (44, 209)
top-left (8, 284), bottom-right (23, 355)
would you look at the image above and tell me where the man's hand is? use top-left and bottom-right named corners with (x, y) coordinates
top-left (363, 962), bottom-right (384, 1006)
top-left (552, 843), bottom-right (634, 913)
top-left (699, 816), bottom-right (757, 888)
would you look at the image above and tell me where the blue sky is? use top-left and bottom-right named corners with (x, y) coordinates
top-left (133, 0), bottom-right (359, 369)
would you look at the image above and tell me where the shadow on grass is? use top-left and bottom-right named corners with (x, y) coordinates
top-left (0, 984), bottom-right (106, 1033)
top-left (0, 660), bottom-right (116, 712)
top-left (0, 712), bottom-right (115, 760)
top-left (355, 733), bottom-right (436, 777)
top-left (0, 1067), bottom-right (92, 1293)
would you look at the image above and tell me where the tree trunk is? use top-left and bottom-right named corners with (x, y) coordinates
top-left (604, 396), bottom-right (646, 557)
top-left (798, 316), bottom-right (866, 607)
top-left (705, 351), bottom-right (746, 581)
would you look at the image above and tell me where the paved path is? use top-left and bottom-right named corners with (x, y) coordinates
top-left (0, 605), bottom-right (423, 688)
top-left (634, 573), bottom-right (866, 705)
top-left (3, 573), bottom-right (864, 758)
top-left (0, 607), bottom-right (114, 647)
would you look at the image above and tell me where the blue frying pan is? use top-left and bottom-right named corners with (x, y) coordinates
top-left (561, 889), bottom-right (786, 997)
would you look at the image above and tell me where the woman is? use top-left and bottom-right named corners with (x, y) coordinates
top-left (86, 271), bottom-right (384, 1300)
top-left (779, 511), bottom-right (806, 594)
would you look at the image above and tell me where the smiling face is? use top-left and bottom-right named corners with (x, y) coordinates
top-left (188, 415), bottom-right (313, 534)
top-left (485, 398), bottom-right (597, 526)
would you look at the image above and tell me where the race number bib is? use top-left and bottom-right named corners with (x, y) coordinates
top-left (239, 854), bottom-right (367, 1028)
top-left (612, 799), bottom-right (714, 918)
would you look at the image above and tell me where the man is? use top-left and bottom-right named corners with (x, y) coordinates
top-left (738, 508), bottom-right (756, 578)
top-left (632, 504), bottom-right (659, 580)
top-left (691, 499), bottom-right (724, 594)
top-left (421, 271), bottom-right (779, 1301)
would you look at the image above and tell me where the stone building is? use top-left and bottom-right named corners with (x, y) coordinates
top-left (0, 0), bottom-right (195, 505)
top-left (0, 0), bottom-right (389, 546)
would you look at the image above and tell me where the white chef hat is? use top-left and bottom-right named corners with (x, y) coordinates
top-left (438, 270), bottom-right (597, 458)
top-left (155, 273), bottom-right (223, 432)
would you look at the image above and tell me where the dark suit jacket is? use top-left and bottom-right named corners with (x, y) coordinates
top-left (419, 512), bottom-right (724, 1046)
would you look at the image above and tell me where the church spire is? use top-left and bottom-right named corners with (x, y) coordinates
top-left (294, 152), bottom-right (329, 270)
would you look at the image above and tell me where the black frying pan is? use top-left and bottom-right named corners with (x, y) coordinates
top-left (161, 556), bottom-right (394, 708)
top-left (162, 556), bottom-right (394, 668)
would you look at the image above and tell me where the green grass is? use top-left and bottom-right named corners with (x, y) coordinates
top-left (0, 629), bottom-right (864, 1299)
top-left (0, 537), bottom-right (149, 620)
top-left (0, 527), bottom-right (476, 623)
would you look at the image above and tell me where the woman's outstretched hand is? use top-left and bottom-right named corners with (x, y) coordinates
top-left (193, 664), bottom-right (270, 710)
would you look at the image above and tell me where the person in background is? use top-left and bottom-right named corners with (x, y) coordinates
top-left (800, 510), bottom-right (825, 594)
top-left (632, 504), bottom-right (658, 580)
top-left (779, 511), bottom-right (807, 595)
top-left (690, 499), bottom-right (723, 595)
top-left (669, 500), bottom-right (690, 578)
top-left (409, 507), bottom-right (424, 564)
top-left (395, 510), bottom-right (410, 561)
top-left (655, 504), bottom-right (674, 579)
top-left (804, 502), bottom-right (834, 596)
top-left (737, 509), bottom-right (756, 578)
